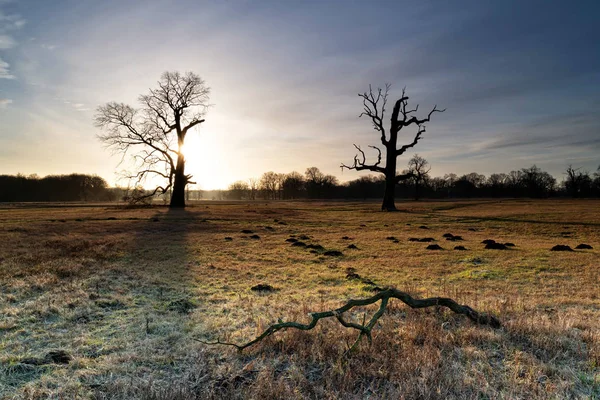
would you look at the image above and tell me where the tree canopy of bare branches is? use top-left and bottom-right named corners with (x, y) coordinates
top-left (342, 85), bottom-right (444, 210)
top-left (407, 154), bottom-right (431, 200)
top-left (95, 71), bottom-right (210, 207)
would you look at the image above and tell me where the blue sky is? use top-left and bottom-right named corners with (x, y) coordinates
top-left (0, 0), bottom-right (599, 189)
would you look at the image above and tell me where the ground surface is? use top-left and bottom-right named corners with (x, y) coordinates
top-left (0, 199), bottom-right (598, 399)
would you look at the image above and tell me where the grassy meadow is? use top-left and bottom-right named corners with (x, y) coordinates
top-left (0, 199), bottom-right (598, 399)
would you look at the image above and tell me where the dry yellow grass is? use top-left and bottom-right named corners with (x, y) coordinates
top-left (0, 199), bottom-right (598, 399)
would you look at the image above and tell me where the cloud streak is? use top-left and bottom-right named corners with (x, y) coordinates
top-left (0, 56), bottom-right (12, 78)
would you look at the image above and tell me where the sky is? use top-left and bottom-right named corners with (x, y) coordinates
top-left (0, 0), bottom-right (599, 190)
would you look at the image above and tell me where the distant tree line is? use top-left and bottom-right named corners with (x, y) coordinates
top-left (0, 174), bottom-right (116, 202)
top-left (2, 163), bottom-right (598, 203)
top-left (224, 161), bottom-right (600, 201)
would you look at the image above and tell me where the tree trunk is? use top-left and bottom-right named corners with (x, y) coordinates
top-left (170, 154), bottom-right (186, 208)
top-left (381, 143), bottom-right (397, 211)
top-left (415, 181), bottom-right (420, 201)
top-left (381, 175), bottom-right (396, 211)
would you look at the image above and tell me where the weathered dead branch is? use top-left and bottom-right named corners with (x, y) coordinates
top-left (194, 288), bottom-right (501, 353)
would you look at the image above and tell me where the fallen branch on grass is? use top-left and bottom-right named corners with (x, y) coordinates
top-left (193, 288), bottom-right (501, 353)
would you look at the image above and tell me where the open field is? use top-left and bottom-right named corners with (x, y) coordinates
top-left (0, 199), bottom-right (599, 399)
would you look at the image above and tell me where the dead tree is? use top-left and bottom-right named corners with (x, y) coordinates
top-left (95, 71), bottom-right (210, 208)
top-left (342, 85), bottom-right (444, 211)
top-left (195, 288), bottom-right (500, 354)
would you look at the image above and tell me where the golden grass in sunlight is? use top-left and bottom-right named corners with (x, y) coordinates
top-left (0, 199), bottom-right (598, 399)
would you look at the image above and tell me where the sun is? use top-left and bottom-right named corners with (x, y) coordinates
top-left (180, 134), bottom-right (228, 190)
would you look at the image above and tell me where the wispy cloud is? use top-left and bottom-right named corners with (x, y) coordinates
top-left (0, 98), bottom-right (12, 108)
top-left (0, 56), bottom-right (13, 78)
top-left (0, 6), bottom-right (25, 78)
top-left (0, 9), bottom-right (25, 31)
top-left (479, 112), bottom-right (600, 151)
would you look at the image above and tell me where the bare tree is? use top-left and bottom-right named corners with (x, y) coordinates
top-left (305, 167), bottom-right (338, 198)
top-left (407, 154), bottom-right (430, 200)
top-left (275, 173), bottom-right (286, 200)
top-left (281, 171), bottom-right (305, 199)
top-left (228, 181), bottom-right (250, 200)
top-left (564, 165), bottom-right (592, 198)
top-left (342, 85), bottom-right (444, 211)
top-left (247, 178), bottom-right (259, 200)
top-left (95, 71), bottom-right (210, 208)
top-left (520, 165), bottom-right (556, 198)
top-left (260, 171), bottom-right (279, 200)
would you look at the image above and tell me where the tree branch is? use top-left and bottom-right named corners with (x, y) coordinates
top-left (341, 144), bottom-right (385, 174)
top-left (397, 125), bottom-right (426, 156)
top-left (194, 287), bottom-right (500, 353)
top-left (358, 84), bottom-right (389, 145)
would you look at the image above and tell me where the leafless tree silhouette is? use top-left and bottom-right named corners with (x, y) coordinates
top-left (407, 154), bottom-right (431, 200)
top-left (564, 165), bottom-right (592, 198)
top-left (342, 85), bottom-right (444, 210)
top-left (95, 71), bottom-right (210, 208)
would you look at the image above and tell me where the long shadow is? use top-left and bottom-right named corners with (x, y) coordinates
top-left (125, 206), bottom-right (211, 291)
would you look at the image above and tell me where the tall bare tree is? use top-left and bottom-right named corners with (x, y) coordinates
top-left (342, 85), bottom-right (443, 211)
top-left (95, 71), bottom-right (210, 208)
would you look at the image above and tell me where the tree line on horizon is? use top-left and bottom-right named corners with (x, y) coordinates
top-left (0, 173), bottom-right (113, 202)
top-left (1, 162), bottom-right (599, 203)
top-left (224, 162), bottom-right (600, 201)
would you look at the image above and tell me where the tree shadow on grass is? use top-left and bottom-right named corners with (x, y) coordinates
top-left (77, 206), bottom-right (223, 394)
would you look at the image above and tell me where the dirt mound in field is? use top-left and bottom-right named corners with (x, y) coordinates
top-left (21, 350), bottom-right (72, 366)
top-left (550, 245), bottom-right (574, 252)
top-left (446, 235), bottom-right (464, 241)
top-left (454, 246), bottom-right (467, 251)
top-left (575, 243), bottom-right (593, 249)
top-left (410, 237), bottom-right (435, 242)
top-left (426, 244), bottom-right (443, 250)
top-left (485, 242), bottom-right (508, 250)
top-left (251, 283), bottom-right (276, 292)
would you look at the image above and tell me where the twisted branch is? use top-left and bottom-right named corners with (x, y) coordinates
top-left (194, 288), bottom-right (500, 353)
top-left (341, 144), bottom-right (385, 173)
